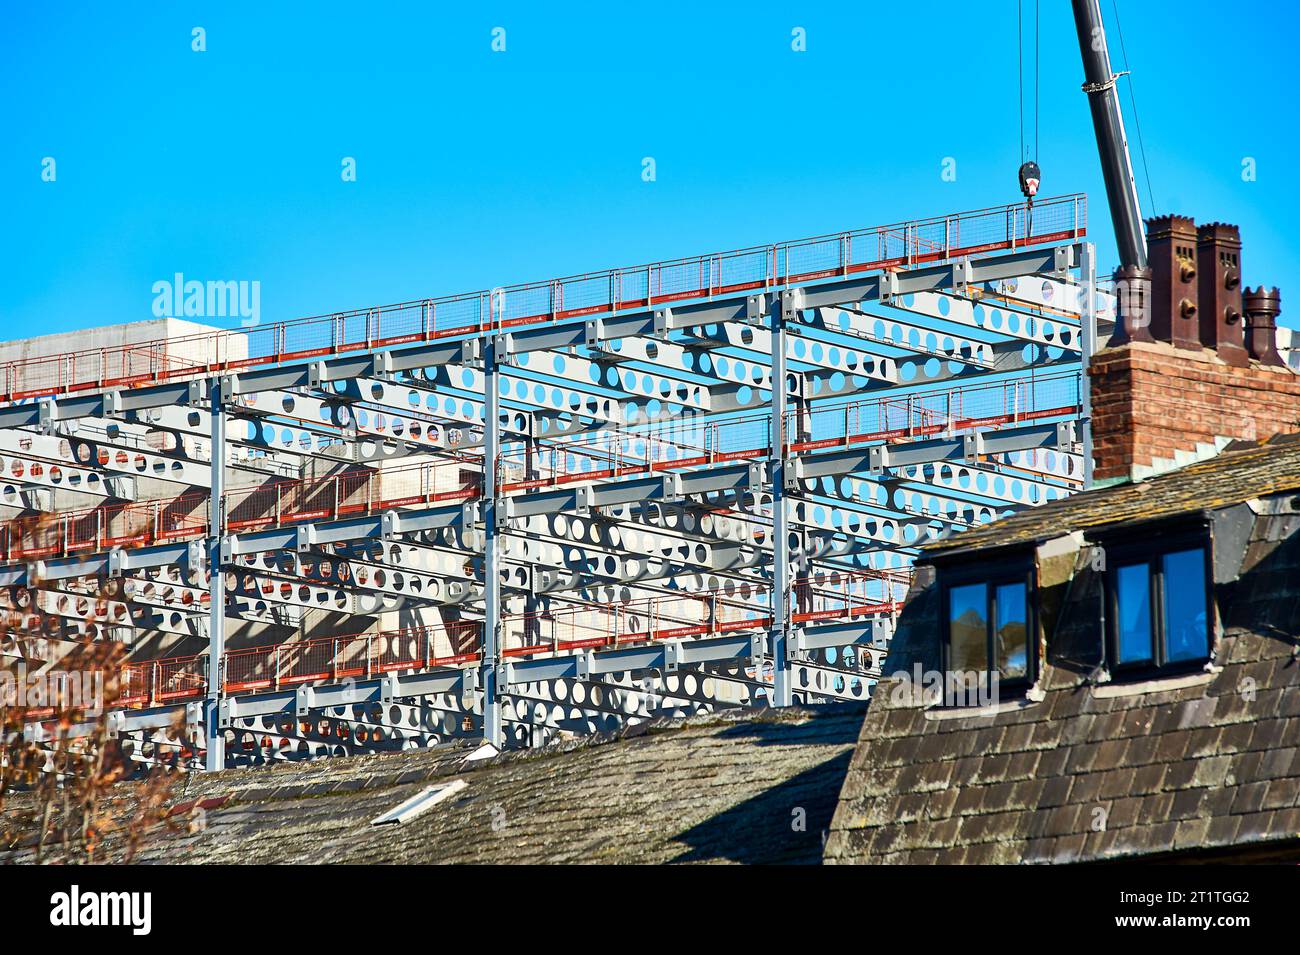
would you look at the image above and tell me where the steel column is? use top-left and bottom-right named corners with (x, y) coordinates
top-left (205, 378), bottom-right (227, 771)
top-left (481, 338), bottom-right (504, 748)
top-left (1080, 242), bottom-right (1098, 488)
top-left (770, 292), bottom-right (792, 707)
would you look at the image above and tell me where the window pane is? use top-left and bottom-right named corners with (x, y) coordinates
top-left (1163, 548), bottom-right (1209, 662)
top-left (948, 583), bottom-right (988, 672)
top-left (1114, 562), bottom-right (1153, 664)
top-left (995, 582), bottom-right (1029, 680)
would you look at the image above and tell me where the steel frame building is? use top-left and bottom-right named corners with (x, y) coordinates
top-left (1, 195), bottom-right (1105, 770)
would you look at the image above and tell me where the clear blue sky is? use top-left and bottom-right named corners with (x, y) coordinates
top-left (3, 1), bottom-right (1297, 337)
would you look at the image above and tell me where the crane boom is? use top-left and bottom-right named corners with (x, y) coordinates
top-left (1071, 0), bottom-right (1148, 270)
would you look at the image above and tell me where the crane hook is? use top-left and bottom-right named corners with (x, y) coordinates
top-left (1018, 160), bottom-right (1041, 205)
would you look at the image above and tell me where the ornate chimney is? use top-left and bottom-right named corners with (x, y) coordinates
top-left (1243, 287), bottom-right (1285, 367)
top-left (1089, 221), bottom-right (1299, 482)
top-left (1196, 222), bottom-right (1248, 366)
top-left (1146, 215), bottom-right (1200, 350)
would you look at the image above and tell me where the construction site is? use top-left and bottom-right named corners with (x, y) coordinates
top-left (4, 1), bottom-right (1300, 889)
top-left (1, 194), bottom-right (1102, 768)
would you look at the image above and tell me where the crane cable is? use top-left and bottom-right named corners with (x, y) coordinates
top-left (1017, 1), bottom-right (1042, 222)
top-left (1017, 0), bottom-right (1039, 164)
top-left (1109, 0), bottom-right (1157, 215)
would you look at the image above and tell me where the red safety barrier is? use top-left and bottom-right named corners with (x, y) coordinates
top-left (0, 196), bottom-right (1085, 403)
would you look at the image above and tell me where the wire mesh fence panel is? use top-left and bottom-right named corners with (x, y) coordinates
top-left (155, 655), bottom-right (208, 703)
top-left (790, 569), bottom-right (910, 623)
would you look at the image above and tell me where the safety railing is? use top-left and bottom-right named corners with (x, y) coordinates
top-left (2, 456), bottom-right (479, 561)
top-left (503, 584), bottom-right (773, 657)
top-left (790, 568), bottom-right (911, 624)
top-left (0, 195), bottom-right (1085, 403)
top-left (701, 370), bottom-right (1083, 457)
top-left (0, 372), bottom-right (1082, 561)
top-left (101, 567), bottom-right (911, 712)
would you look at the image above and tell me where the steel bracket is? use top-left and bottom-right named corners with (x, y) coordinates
top-left (1052, 245), bottom-right (1075, 278)
top-left (868, 444), bottom-right (890, 475)
top-left (573, 485), bottom-right (592, 517)
top-left (296, 523), bottom-right (317, 553)
top-left (494, 497), bottom-right (514, 530)
top-left (1055, 420), bottom-right (1077, 449)
top-left (878, 271), bottom-right (900, 304)
top-left (576, 650), bottom-right (594, 681)
top-left (662, 639), bottom-right (682, 673)
top-left (295, 685), bottom-right (315, 717)
top-left (494, 333), bottom-right (516, 363)
top-left (780, 287), bottom-right (805, 321)
top-left (102, 390), bottom-right (122, 415)
top-left (963, 432), bottom-right (985, 462)
top-left (783, 457), bottom-right (804, 492)
top-left (584, 319), bottom-right (605, 348)
top-left (37, 399), bottom-right (56, 433)
top-left (747, 461), bottom-right (766, 490)
top-left (462, 667), bottom-right (480, 694)
top-left (653, 307), bottom-right (674, 339)
top-left (461, 336), bottom-right (483, 368)
top-left (661, 472), bottom-right (683, 501)
top-left (952, 257), bottom-right (973, 297)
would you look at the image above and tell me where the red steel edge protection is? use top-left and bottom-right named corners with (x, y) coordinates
top-left (15, 570), bottom-right (908, 719)
top-left (0, 195), bottom-right (1085, 403)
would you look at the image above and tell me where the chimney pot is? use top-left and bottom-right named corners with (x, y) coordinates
top-left (1145, 214), bottom-right (1200, 350)
top-left (1196, 221), bottom-right (1249, 366)
top-left (1108, 265), bottom-right (1155, 347)
top-left (1243, 286), bottom-right (1285, 367)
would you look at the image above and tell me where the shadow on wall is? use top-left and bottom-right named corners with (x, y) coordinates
top-left (669, 751), bottom-right (852, 865)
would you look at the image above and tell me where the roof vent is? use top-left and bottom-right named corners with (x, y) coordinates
top-left (369, 779), bottom-right (467, 826)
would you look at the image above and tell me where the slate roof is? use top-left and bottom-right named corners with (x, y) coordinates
top-left (921, 432), bottom-right (1300, 558)
top-left (5, 704), bottom-right (864, 865)
top-left (825, 443), bottom-right (1300, 865)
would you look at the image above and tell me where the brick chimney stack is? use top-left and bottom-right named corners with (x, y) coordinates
top-left (1089, 218), bottom-right (1299, 483)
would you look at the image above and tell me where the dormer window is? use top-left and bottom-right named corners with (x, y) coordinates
top-left (939, 554), bottom-right (1036, 694)
top-left (1103, 531), bottom-right (1212, 675)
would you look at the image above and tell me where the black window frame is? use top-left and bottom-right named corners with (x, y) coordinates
top-left (1098, 526), bottom-right (1214, 679)
top-left (936, 552), bottom-right (1038, 699)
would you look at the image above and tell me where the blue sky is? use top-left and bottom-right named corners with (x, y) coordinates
top-left (3, 1), bottom-right (1297, 337)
